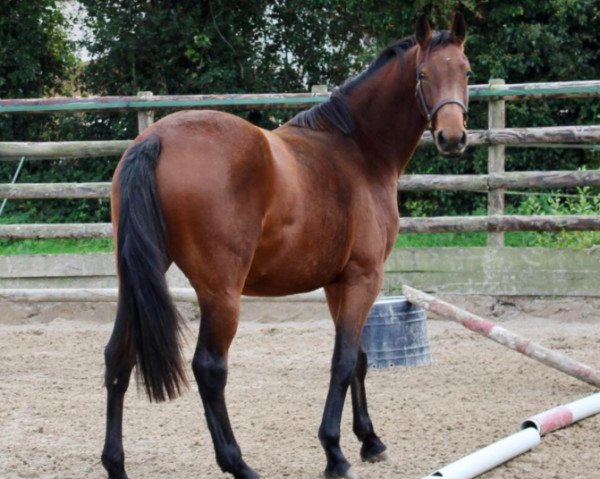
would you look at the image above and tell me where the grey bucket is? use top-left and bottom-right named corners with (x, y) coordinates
top-left (361, 296), bottom-right (431, 368)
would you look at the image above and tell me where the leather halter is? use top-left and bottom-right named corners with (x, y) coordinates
top-left (415, 76), bottom-right (468, 133)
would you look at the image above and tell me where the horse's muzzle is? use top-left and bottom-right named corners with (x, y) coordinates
top-left (435, 129), bottom-right (468, 157)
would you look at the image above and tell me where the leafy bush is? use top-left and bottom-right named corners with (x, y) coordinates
top-left (513, 186), bottom-right (600, 248)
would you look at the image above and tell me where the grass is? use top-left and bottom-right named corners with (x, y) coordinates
top-left (0, 238), bottom-right (113, 255)
top-left (0, 230), bottom-right (590, 256)
top-left (394, 231), bottom-right (556, 248)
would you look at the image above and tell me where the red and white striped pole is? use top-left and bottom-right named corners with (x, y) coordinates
top-left (402, 285), bottom-right (600, 388)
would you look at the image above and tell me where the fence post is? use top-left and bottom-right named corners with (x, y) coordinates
top-left (487, 79), bottom-right (506, 247)
top-left (136, 91), bottom-right (154, 133)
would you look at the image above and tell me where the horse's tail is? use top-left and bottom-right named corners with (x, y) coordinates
top-left (108, 134), bottom-right (187, 402)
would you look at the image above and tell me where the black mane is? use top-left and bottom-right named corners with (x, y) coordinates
top-left (289, 31), bottom-right (453, 135)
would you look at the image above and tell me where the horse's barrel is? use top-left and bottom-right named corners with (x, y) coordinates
top-left (361, 296), bottom-right (431, 368)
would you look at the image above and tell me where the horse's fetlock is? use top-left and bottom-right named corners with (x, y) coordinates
top-left (101, 447), bottom-right (125, 475)
top-left (319, 426), bottom-right (340, 447)
top-left (215, 444), bottom-right (244, 473)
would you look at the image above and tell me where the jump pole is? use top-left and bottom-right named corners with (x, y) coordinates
top-left (421, 392), bottom-right (600, 479)
top-left (402, 285), bottom-right (600, 388)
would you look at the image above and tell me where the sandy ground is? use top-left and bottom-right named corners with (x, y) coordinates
top-left (1, 297), bottom-right (600, 479)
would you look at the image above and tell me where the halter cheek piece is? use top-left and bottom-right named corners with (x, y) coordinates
top-left (415, 74), bottom-right (469, 134)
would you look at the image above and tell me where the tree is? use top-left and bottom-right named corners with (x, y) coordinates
top-left (0, 0), bottom-right (76, 141)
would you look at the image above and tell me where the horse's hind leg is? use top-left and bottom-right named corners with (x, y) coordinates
top-left (192, 290), bottom-right (258, 479)
top-left (101, 306), bottom-right (136, 479)
top-left (351, 346), bottom-right (387, 462)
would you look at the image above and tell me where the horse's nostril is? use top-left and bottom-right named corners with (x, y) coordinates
top-left (437, 131), bottom-right (448, 147)
top-left (459, 130), bottom-right (468, 147)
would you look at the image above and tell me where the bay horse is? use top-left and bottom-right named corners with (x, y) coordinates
top-left (102, 13), bottom-right (471, 479)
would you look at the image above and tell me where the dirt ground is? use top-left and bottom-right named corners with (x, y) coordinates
top-left (1, 296), bottom-right (600, 479)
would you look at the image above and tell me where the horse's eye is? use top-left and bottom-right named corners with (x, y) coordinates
top-left (418, 71), bottom-right (427, 81)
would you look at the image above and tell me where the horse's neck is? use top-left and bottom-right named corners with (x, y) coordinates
top-left (347, 48), bottom-right (427, 177)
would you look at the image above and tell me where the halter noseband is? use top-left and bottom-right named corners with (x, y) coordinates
top-left (415, 75), bottom-right (469, 133)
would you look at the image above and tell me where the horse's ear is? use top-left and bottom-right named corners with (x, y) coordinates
top-left (415, 14), bottom-right (432, 50)
top-left (450, 12), bottom-right (467, 45)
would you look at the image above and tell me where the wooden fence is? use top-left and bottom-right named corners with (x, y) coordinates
top-left (1, 80), bottom-right (599, 244)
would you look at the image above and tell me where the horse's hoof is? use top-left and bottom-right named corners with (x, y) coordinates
top-left (235, 466), bottom-right (260, 479)
top-left (363, 450), bottom-right (388, 463)
top-left (323, 466), bottom-right (359, 479)
top-left (360, 437), bottom-right (387, 463)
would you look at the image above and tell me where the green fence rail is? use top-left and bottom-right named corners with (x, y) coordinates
top-left (1, 80), bottom-right (599, 115)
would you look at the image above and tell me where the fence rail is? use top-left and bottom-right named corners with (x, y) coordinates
top-left (1, 214), bottom-right (599, 240)
top-left (0, 80), bottom-right (599, 242)
top-left (1, 81), bottom-right (599, 115)
top-left (2, 171), bottom-right (600, 200)
top-left (1, 125), bottom-right (599, 160)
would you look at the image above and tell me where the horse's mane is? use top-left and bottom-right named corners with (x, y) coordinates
top-left (289, 31), bottom-right (453, 135)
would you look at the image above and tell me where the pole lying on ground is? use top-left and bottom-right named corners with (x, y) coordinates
top-left (402, 285), bottom-right (600, 388)
top-left (422, 427), bottom-right (541, 479)
top-left (522, 392), bottom-right (600, 435)
top-left (421, 393), bottom-right (600, 479)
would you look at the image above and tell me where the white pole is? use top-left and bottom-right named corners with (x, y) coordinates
top-left (421, 393), bottom-right (600, 479)
top-left (421, 427), bottom-right (540, 479)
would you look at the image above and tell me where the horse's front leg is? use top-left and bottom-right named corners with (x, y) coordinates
top-left (321, 267), bottom-right (384, 479)
top-left (351, 346), bottom-right (387, 463)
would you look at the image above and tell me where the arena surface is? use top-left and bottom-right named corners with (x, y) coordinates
top-left (1, 297), bottom-right (599, 478)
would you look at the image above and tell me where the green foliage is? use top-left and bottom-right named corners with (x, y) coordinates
top-left (0, 238), bottom-right (113, 255)
top-left (395, 232), bottom-right (487, 247)
top-left (0, 1), bottom-right (76, 99)
top-left (0, 1), bottom-right (76, 141)
top-left (513, 187), bottom-right (600, 248)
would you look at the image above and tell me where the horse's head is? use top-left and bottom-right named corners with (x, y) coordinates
top-left (415, 13), bottom-right (471, 157)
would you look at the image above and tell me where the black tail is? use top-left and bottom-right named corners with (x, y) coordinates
top-left (107, 134), bottom-right (187, 402)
